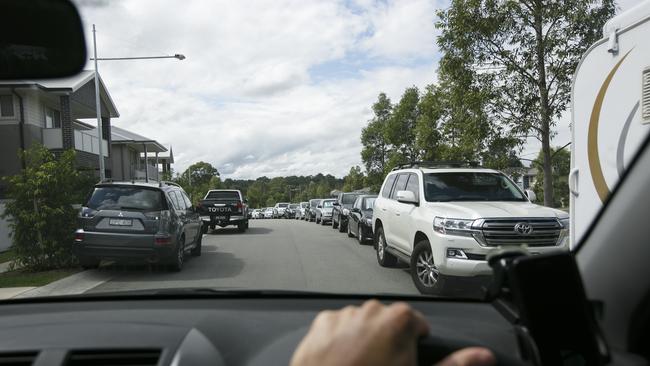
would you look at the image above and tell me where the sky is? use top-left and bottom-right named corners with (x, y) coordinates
top-left (73, 0), bottom-right (647, 179)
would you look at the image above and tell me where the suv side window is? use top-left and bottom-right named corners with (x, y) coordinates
top-left (390, 174), bottom-right (409, 200)
top-left (168, 191), bottom-right (183, 210)
top-left (405, 173), bottom-right (420, 201)
top-left (180, 191), bottom-right (192, 208)
top-left (381, 174), bottom-right (398, 198)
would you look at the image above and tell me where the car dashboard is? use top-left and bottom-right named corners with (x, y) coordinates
top-left (0, 295), bottom-right (520, 366)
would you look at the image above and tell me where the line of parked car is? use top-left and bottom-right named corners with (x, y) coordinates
top-left (251, 162), bottom-right (570, 297)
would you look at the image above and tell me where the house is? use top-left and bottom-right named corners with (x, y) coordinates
top-left (110, 125), bottom-right (169, 182)
top-left (0, 70), bottom-right (119, 196)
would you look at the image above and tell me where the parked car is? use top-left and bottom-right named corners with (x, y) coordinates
top-left (73, 181), bottom-right (202, 271)
top-left (305, 199), bottom-right (321, 221)
top-left (372, 163), bottom-right (569, 295)
top-left (197, 189), bottom-right (249, 232)
top-left (273, 202), bottom-right (289, 218)
top-left (347, 195), bottom-right (378, 244)
top-left (331, 192), bottom-right (364, 232)
top-left (263, 207), bottom-right (274, 219)
top-left (315, 198), bottom-right (336, 225)
top-left (251, 209), bottom-right (263, 219)
top-left (286, 203), bottom-right (300, 218)
top-left (297, 201), bottom-right (309, 220)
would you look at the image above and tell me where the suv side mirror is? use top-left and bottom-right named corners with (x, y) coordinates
top-left (351, 207), bottom-right (361, 214)
top-left (524, 189), bottom-right (537, 202)
top-left (396, 190), bottom-right (418, 205)
top-left (317, 205), bottom-right (322, 208)
top-left (333, 201), bottom-right (340, 206)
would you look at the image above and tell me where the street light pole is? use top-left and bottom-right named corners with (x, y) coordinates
top-left (90, 24), bottom-right (185, 181)
top-left (92, 24), bottom-right (105, 181)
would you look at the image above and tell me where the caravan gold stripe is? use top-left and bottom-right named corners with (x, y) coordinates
top-left (587, 50), bottom-right (632, 203)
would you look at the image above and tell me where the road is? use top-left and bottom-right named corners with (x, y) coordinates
top-left (87, 219), bottom-right (419, 295)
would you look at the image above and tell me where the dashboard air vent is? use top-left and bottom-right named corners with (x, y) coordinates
top-left (641, 68), bottom-right (650, 123)
top-left (0, 352), bottom-right (38, 366)
top-left (65, 349), bottom-right (161, 366)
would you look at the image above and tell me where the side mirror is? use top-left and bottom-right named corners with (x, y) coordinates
top-left (317, 205), bottom-right (322, 208)
top-left (351, 208), bottom-right (361, 214)
top-left (396, 190), bottom-right (418, 205)
top-left (524, 190), bottom-right (537, 202)
top-left (333, 202), bottom-right (340, 206)
top-left (1, 0), bottom-right (87, 79)
top-left (243, 198), bottom-right (248, 204)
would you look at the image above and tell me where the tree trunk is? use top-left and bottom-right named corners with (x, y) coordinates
top-left (533, 1), bottom-right (555, 207)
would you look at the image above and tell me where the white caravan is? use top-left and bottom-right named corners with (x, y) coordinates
top-left (570, 1), bottom-right (650, 247)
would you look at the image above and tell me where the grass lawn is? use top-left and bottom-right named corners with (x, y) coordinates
top-left (0, 249), bottom-right (16, 264)
top-left (0, 268), bottom-right (79, 288)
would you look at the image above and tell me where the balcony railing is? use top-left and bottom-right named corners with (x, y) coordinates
top-left (133, 165), bottom-right (160, 181)
top-left (74, 130), bottom-right (108, 157)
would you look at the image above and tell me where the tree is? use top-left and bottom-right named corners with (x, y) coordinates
top-left (436, 0), bottom-right (615, 206)
top-left (385, 87), bottom-right (420, 165)
top-left (1, 145), bottom-right (95, 270)
top-left (415, 85), bottom-right (444, 161)
top-left (361, 93), bottom-right (392, 189)
top-left (532, 146), bottom-right (570, 208)
top-left (342, 166), bottom-right (366, 192)
top-left (184, 161), bottom-right (219, 187)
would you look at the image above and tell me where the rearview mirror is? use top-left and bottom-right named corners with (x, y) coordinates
top-left (396, 190), bottom-right (418, 205)
top-left (0, 0), bottom-right (87, 79)
top-left (524, 189), bottom-right (537, 202)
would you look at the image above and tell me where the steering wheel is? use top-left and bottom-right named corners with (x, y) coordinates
top-left (418, 335), bottom-right (529, 366)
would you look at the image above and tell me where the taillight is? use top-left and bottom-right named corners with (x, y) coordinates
top-left (154, 236), bottom-right (172, 246)
top-left (74, 230), bottom-right (84, 243)
top-left (235, 202), bottom-right (243, 209)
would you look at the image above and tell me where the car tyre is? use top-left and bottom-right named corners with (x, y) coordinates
top-left (338, 219), bottom-right (346, 233)
top-left (357, 223), bottom-right (364, 245)
top-left (410, 240), bottom-right (440, 295)
top-left (375, 226), bottom-right (397, 267)
top-left (191, 232), bottom-right (202, 257)
top-left (169, 237), bottom-right (185, 272)
top-left (321, 218), bottom-right (327, 226)
top-left (332, 216), bottom-right (338, 229)
top-left (238, 222), bottom-right (247, 233)
top-left (347, 220), bottom-right (355, 237)
top-left (79, 257), bottom-right (100, 270)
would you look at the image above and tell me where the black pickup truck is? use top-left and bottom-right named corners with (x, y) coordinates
top-left (197, 189), bottom-right (249, 233)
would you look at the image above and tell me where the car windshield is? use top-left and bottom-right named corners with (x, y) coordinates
top-left (362, 198), bottom-right (376, 210)
top-left (341, 194), bottom-right (358, 204)
top-left (1, 0), bottom-right (645, 303)
top-left (87, 186), bottom-right (164, 211)
top-left (423, 173), bottom-right (526, 202)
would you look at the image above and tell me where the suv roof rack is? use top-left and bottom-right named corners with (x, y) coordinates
top-left (391, 161), bottom-right (483, 171)
top-left (160, 181), bottom-right (182, 188)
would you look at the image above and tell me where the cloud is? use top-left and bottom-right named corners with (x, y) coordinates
top-left (75, 0), bottom-right (440, 178)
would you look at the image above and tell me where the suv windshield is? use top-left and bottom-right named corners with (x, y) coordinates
top-left (322, 200), bottom-right (335, 208)
top-left (423, 173), bottom-right (526, 202)
top-left (341, 194), bottom-right (358, 204)
top-left (87, 186), bottom-right (164, 211)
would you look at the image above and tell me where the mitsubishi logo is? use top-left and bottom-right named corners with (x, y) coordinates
top-left (514, 222), bottom-right (533, 235)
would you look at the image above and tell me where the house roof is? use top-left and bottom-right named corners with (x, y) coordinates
top-left (0, 70), bottom-right (119, 118)
top-left (154, 145), bottom-right (174, 163)
top-left (111, 126), bottom-right (167, 153)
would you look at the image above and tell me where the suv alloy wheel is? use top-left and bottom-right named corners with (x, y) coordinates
top-left (410, 240), bottom-right (440, 295)
top-left (375, 226), bottom-right (397, 267)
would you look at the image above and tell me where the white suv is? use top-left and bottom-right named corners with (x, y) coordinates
top-left (372, 164), bottom-right (570, 296)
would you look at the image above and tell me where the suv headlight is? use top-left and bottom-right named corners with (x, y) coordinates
top-left (559, 217), bottom-right (570, 230)
top-left (433, 217), bottom-right (478, 237)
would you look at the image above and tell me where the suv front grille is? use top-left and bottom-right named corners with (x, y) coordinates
top-left (479, 218), bottom-right (561, 247)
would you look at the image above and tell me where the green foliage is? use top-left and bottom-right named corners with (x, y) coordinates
top-left (435, 0), bottom-right (615, 206)
top-left (533, 147), bottom-right (570, 208)
top-left (174, 162), bottom-right (221, 204)
top-left (361, 93), bottom-right (392, 190)
top-left (342, 166), bottom-right (366, 192)
top-left (1, 145), bottom-right (96, 271)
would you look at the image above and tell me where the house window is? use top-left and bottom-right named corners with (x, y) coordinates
top-left (0, 95), bottom-right (14, 117)
top-left (45, 107), bottom-right (61, 128)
